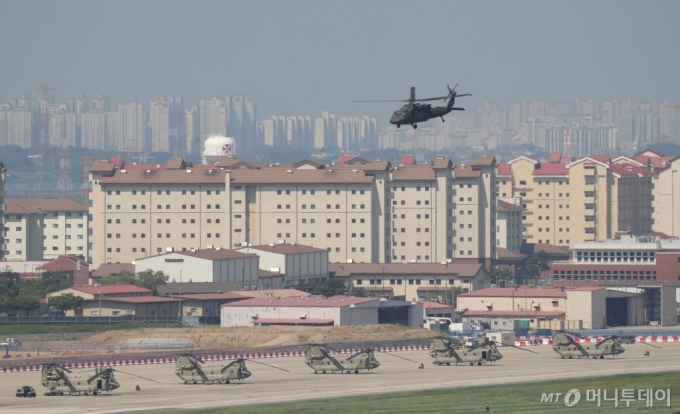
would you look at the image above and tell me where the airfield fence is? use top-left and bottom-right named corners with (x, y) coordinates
top-left (0, 337), bottom-right (432, 370)
top-left (0, 315), bottom-right (183, 325)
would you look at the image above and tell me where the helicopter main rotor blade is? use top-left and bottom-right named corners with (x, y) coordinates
top-left (500, 343), bottom-right (540, 354)
top-left (246, 359), bottom-right (290, 372)
top-left (221, 359), bottom-right (240, 373)
top-left (352, 100), bottom-right (411, 103)
top-left (639, 341), bottom-right (661, 349)
top-left (113, 369), bottom-right (160, 383)
top-left (87, 369), bottom-right (108, 383)
top-left (455, 93), bottom-right (472, 97)
top-left (378, 350), bottom-right (420, 364)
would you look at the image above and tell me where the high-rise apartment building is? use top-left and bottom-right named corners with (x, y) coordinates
top-left (81, 113), bottom-right (106, 150)
top-left (5, 111), bottom-right (32, 148)
top-left (185, 106), bottom-right (198, 156)
top-left (199, 97), bottom-right (229, 151)
top-left (89, 155), bottom-right (496, 268)
top-left (497, 153), bottom-right (653, 246)
top-left (118, 102), bottom-right (147, 152)
top-left (104, 110), bottom-right (120, 151)
top-left (2, 199), bottom-right (90, 261)
top-left (150, 96), bottom-right (183, 153)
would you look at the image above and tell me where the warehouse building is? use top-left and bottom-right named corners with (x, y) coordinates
top-left (221, 295), bottom-right (423, 327)
top-left (134, 248), bottom-right (260, 288)
top-left (458, 286), bottom-right (675, 329)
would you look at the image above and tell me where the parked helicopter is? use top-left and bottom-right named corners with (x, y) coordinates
top-left (304, 344), bottom-right (419, 374)
top-left (353, 84), bottom-right (471, 129)
top-left (551, 330), bottom-right (657, 359)
top-left (428, 337), bottom-right (538, 366)
top-left (175, 354), bottom-right (288, 384)
top-left (41, 364), bottom-right (156, 396)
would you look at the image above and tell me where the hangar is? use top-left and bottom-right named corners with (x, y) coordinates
top-left (221, 295), bottom-right (423, 327)
top-left (457, 286), bottom-right (676, 329)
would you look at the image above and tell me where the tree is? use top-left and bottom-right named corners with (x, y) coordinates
top-left (47, 293), bottom-right (83, 313)
top-left (11, 294), bottom-right (41, 315)
top-left (536, 250), bottom-right (551, 275)
top-left (100, 271), bottom-right (138, 286)
top-left (525, 257), bottom-right (541, 278)
top-left (445, 287), bottom-right (469, 308)
top-left (489, 267), bottom-right (512, 287)
top-left (313, 279), bottom-right (347, 297)
top-left (352, 287), bottom-right (369, 298)
top-left (135, 269), bottom-right (169, 295)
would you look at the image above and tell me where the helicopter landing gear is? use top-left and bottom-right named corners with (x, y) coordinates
top-left (568, 356), bottom-right (573, 359)
top-left (313, 371), bottom-right (318, 374)
top-left (470, 362), bottom-right (474, 366)
top-left (446, 362), bottom-right (450, 366)
top-left (411, 124), bottom-right (418, 129)
top-left (354, 370), bottom-right (359, 374)
top-left (396, 124), bottom-right (401, 128)
top-left (600, 355), bottom-right (604, 359)
top-left (477, 362), bottom-right (482, 366)
top-left (322, 370), bottom-right (326, 374)
top-left (225, 380), bottom-right (230, 384)
top-left (561, 356), bottom-right (565, 359)
top-left (441, 117), bottom-right (445, 122)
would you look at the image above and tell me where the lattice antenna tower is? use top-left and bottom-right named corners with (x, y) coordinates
top-left (81, 156), bottom-right (94, 204)
top-left (58, 130), bottom-right (73, 198)
top-left (564, 128), bottom-right (573, 158)
top-left (35, 84), bottom-right (56, 190)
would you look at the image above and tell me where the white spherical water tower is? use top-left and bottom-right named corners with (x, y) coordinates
top-left (202, 134), bottom-right (236, 164)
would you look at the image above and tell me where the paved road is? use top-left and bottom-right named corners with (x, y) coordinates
top-left (1, 343), bottom-right (678, 414)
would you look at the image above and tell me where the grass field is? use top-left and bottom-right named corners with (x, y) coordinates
top-left (0, 322), bottom-right (186, 337)
top-left (181, 371), bottom-right (680, 414)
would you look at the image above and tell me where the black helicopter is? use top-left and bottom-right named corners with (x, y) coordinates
top-left (354, 84), bottom-right (471, 129)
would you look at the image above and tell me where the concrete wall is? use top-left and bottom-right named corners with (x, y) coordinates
top-left (221, 305), bottom-right (342, 327)
top-left (662, 285), bottom-right (677, 326)
top-left (79, 299), bottom-right (180, 317)
top-left (458, 294), bottom-right (567, 313)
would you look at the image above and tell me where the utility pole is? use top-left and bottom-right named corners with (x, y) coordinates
top-left (178, 270), bottom-right (182, 319)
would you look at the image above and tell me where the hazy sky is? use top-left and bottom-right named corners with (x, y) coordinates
top-left (1, 0), bottom-right (679, 120)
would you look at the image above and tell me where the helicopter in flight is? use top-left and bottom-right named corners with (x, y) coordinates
top-left (551, 330), bottom-right (658, 359)
top-left (41, 364), bottom-right (156, 396)
top-left (353, 84), bottom-right (471, 129)
top-left (428, 337), bottom-right (538, 366)
top-left (175, 354), bottom-right (288, 384)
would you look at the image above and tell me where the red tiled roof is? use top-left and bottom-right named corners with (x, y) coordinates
top-left (73, 285), bottom-right (152, 295)
top-left (224, 295), bottom-right (376, 308)
top-left (109, 156), bottom-right (124, 167)
top-left (618, 163), bottom-right (653, 176)
top-left (175, 293), bottom-right (245, 300)
top-left (239, 243), bottom-right (327, 255)
top-left (98, 296), bottom-right (181, 304)
top-left (589, 155), bottom-right (611, 163)
top-left (497, 163), bottom-right (512, 175)
top-left (548, 152), bottom-right (561, 163)
top-left (460, 287), bottom-right (567, 298)
top-left (654, 231), bottom-right (673, 240)
top-left (255, 318), bottom-right (334, 325)
top-left (608, 164), bottom-right (635, 176)
top-left (120, 163), bottom-right (165, 170)
top-left (495, 247), bottom-right (526, 260)
top-left (422, 301), bottom-right (453, 309)
top-left (532, 163), bottom-right (568, 176)
top-left (400, 155), bottom-right (416, 165)
top-left (462, 310), bottom-right (565, 317)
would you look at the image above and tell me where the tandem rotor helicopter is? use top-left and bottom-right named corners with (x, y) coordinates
top-left (41, 363), bottom-right (157, 396)
top-left (428, 337), bottom-right (538, 366)
top-left (175, 354), bottom-right (289, 384)
top-left (304, 344), bottom-right (418, 374)
top-left (551, 330), bottom-right (659, 359)
top-left (353, 84), bottom-right (471, 129)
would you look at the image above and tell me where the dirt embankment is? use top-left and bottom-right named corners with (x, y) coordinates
top-left (41, 325), bottom-right (439, 350)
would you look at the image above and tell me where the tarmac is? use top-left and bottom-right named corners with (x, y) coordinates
top-left (1, 343), bottom-right (679, 414)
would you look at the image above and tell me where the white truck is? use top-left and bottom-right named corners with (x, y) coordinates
top-left (423, 318), bottom-right (472, 333)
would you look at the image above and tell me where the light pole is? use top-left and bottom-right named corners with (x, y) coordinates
top-left (381, 267), bottom-right (386, 298)
top-left (178, 270), bottom-right (182, 319)
top-left (98, 291), bottom-right (102, 320)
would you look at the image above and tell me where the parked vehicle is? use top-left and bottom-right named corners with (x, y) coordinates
top-left (16, 386), bottom-right (36, 398)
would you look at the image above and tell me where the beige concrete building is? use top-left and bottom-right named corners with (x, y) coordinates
top-left (2, 199), bottom-right (89, 261)
top-left (634, 149), bottom-right (680, 237)
top-left (0, 161), bottom-right (5, 261)
top-left (496, 199), bottom-right (523, 252)
top-left (133, 249), bottom-right (260, 288)
top-left (497, 153), bottom-right (652, 246)
top-left (89, 154), bottom-right (497, 268)
top-left (330, 262), bottom-right (487, 302)
top-left (458, 286), bottom-right (647, 329)
top-left (47, 285), bottom-right (153, 316)
top-left (79, 296), bottom-right (182, 317)
top-left (237, 243), bottom-right (329, 288)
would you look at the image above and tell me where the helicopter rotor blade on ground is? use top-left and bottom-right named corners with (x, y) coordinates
top-left (245, 359), bottom-right (290, 372)
top-left (639, 341), bottom-right (661, 349)
top-left (499, 343), bottom-right (540, 354)
top-left (114, 369), bottom-right (160, 383)
top-left (376, 350), bottom-right (420, 364)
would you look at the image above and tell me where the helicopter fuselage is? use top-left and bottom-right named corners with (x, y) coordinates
top-left (41, 366), bottom-right (120, 396)
top-left (175, 356), bottom-right (251, 384)
top-left (305, 346), bottom-right (380, 373)
top-left (429, 338), bottom-right (503, 366)
top-left (552, 332), bottom-right (626, 359)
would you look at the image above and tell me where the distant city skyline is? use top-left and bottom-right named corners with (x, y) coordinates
top-left (1, 1), bottom-right (678, 121)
